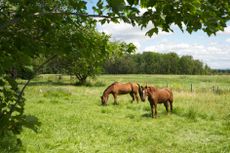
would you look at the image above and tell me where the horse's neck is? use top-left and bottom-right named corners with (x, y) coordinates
top-left (103, 87), bottom-right (112, 97)
top-left (147, 87), bottom-right (156, 95)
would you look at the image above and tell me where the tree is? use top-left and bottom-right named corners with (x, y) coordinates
top-left (103, 52), bottom-right (211, 74)
top-left (103, 42), bottom-right (137, 74)
top-left (161, 53), bottom-right (180, 74)
top-left (40, 38), bottom-right (136, 84)
top-left (179, 55), bottom-right (194, 74)
top-left (0, 0), bottom-right (97, 140)
top-left (93, 0), bottom-right (230, 36)
top-left (60, 28), bottom-right (110, 84)
top-left (103, 54), bottom-right (137, 74)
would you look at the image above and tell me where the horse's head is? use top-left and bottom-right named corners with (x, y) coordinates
top-left (101, 95), bottom-right (108, 105)
top-left (139, 85), bottom-right (148, 102)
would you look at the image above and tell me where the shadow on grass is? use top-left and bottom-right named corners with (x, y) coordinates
top-left (18, 81), bottom-right (75, 86)
top-left (141, 106), bottom-right (210, 121)
top-left (21, 115), bottom-right (42, 133)
top-left (172, 107), bottom-right (198, 121)
top-left (141, 112), bottom-right (170, 118)
top-left (172, 107), bottom-right (216, 121)
top-left (18, 80), bottom-right (106, 87)
top-left (141, 113), bottom-right (152, 118)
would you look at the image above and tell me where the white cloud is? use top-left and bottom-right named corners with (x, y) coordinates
top-left (132, 41), bottom-right (141, 50)
top-left (97, 22), bottom-right (172, 42)
top-left (217, 26), bottom-right (230, 35)
top-left (144, 46), bottom-right (156, 51)
top-left (226, 38), bottom-right (230, 43)
top-left (143, 40), bottom-right (230, 69)
top-left (139, 7), bottom-right (156, 15)
top-left (173, 43), bottom-right (190, 50)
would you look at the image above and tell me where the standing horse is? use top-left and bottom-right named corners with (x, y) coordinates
top-left (139, 86), bottom-right (173, 118)
top-left (101, 82), bottom-right (140, 105)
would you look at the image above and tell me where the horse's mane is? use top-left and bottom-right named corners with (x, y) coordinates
top-left (137, 84), bottom-right (142, 95)
top-left (103, 82), bottom-right (118, 94)
top-left (148, 86), bottom-right (157, 92)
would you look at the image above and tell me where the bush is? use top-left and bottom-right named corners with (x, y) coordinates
top-left (0, 77), bottom-right (24, 136)
top-left (0, 76), bottom-right (40, 148)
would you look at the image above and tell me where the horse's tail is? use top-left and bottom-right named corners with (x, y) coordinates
top-left (137, 83), bottom-right (144, 98)
top-left (170, 90), bottom-right (173, 103)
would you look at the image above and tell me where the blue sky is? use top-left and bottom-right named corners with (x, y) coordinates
top-left (87, 1), bottom-right (230, 69)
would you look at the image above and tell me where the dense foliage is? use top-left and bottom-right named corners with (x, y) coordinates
top-left (94, 0), bottom-right (230, 36)
top-left (103, 52), bottom-right (211, 74)
top-left (0, 77), bottom-right (24, 136)
top-left (36, 41), bottom-right (136, 84)
top-left (213, 69), bottom-right (230, 74)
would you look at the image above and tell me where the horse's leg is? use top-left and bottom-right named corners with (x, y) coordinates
top-left (154, 104), bottom-right (157, 118)
top-left (152, 99), bottom-right (158, 118)
top-left (134, 92), bottom-right (139, 103)
top-left (130, 93), bottom-right (135, 103)
top-left (149, 102), bottom-right (154, 118)
top-left (113, 93), bottom-right (118, 105)
top-left (169, 100), bottom-right (173, 112)
top-left (164, 101), bottom-right (169, 115)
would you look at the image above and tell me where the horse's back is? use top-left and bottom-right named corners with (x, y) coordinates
top-left (154, 88), bottom-right (173, 103)
top-left (114, 82), bottom-right (133, 94)
top-left (164, 88), bottom-right (173, 101)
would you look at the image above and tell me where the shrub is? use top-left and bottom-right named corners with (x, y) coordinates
top-left (0, 77), bottom-right (40, 143)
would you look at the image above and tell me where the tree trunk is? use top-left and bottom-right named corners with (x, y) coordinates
top-left (75, 74), bottom-right (88, 85)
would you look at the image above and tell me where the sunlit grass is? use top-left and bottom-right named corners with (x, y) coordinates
top-left (2, 74), bottom-right (229, 153)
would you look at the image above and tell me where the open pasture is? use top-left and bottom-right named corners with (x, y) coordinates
top-left (5, 74), bottom-right (230, 153)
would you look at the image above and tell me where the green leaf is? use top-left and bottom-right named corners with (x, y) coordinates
top-left (145, 28), bottom-right (158, 37)
top-left (107, 0), bottom-right (125, 12)
top-left (100, 19), bottom-right (107, 24)
top-left (127, 0), bottom-right (139, 5)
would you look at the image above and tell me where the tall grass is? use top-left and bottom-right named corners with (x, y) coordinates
top-left (2, 74), bottom-right (229, 153)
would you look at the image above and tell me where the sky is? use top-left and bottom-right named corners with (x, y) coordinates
top-left (87, 1), bottom-right (230, 69)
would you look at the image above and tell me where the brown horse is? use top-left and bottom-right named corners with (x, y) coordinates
top-left (139, 86), bottom-right (173, 118)
top-left (101, 82), bottom-right (140, 105)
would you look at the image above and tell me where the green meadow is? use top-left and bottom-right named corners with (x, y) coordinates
top-left (2, 74), bottom-right (230, 153)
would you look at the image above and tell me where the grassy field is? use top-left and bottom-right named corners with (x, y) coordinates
top-left (2, 74), bottom-right (230, 153)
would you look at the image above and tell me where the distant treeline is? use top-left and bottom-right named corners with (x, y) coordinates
top-left (27, 52), bottom-right (214, 78)
top-left (213, 69), bottom-right (230, 74)
top-left (103, 52), bottom-right (211, 74)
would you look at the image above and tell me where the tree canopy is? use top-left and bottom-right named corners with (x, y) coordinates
top-left (93, 0), bottom-right (230, 36)
top-left (103, 52), bottom-right (211, 74)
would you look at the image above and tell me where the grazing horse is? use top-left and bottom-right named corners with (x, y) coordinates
top-left (139, 86), bottom-right (173, 118)
top-left (101, 82), bottom-right (140, 105)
